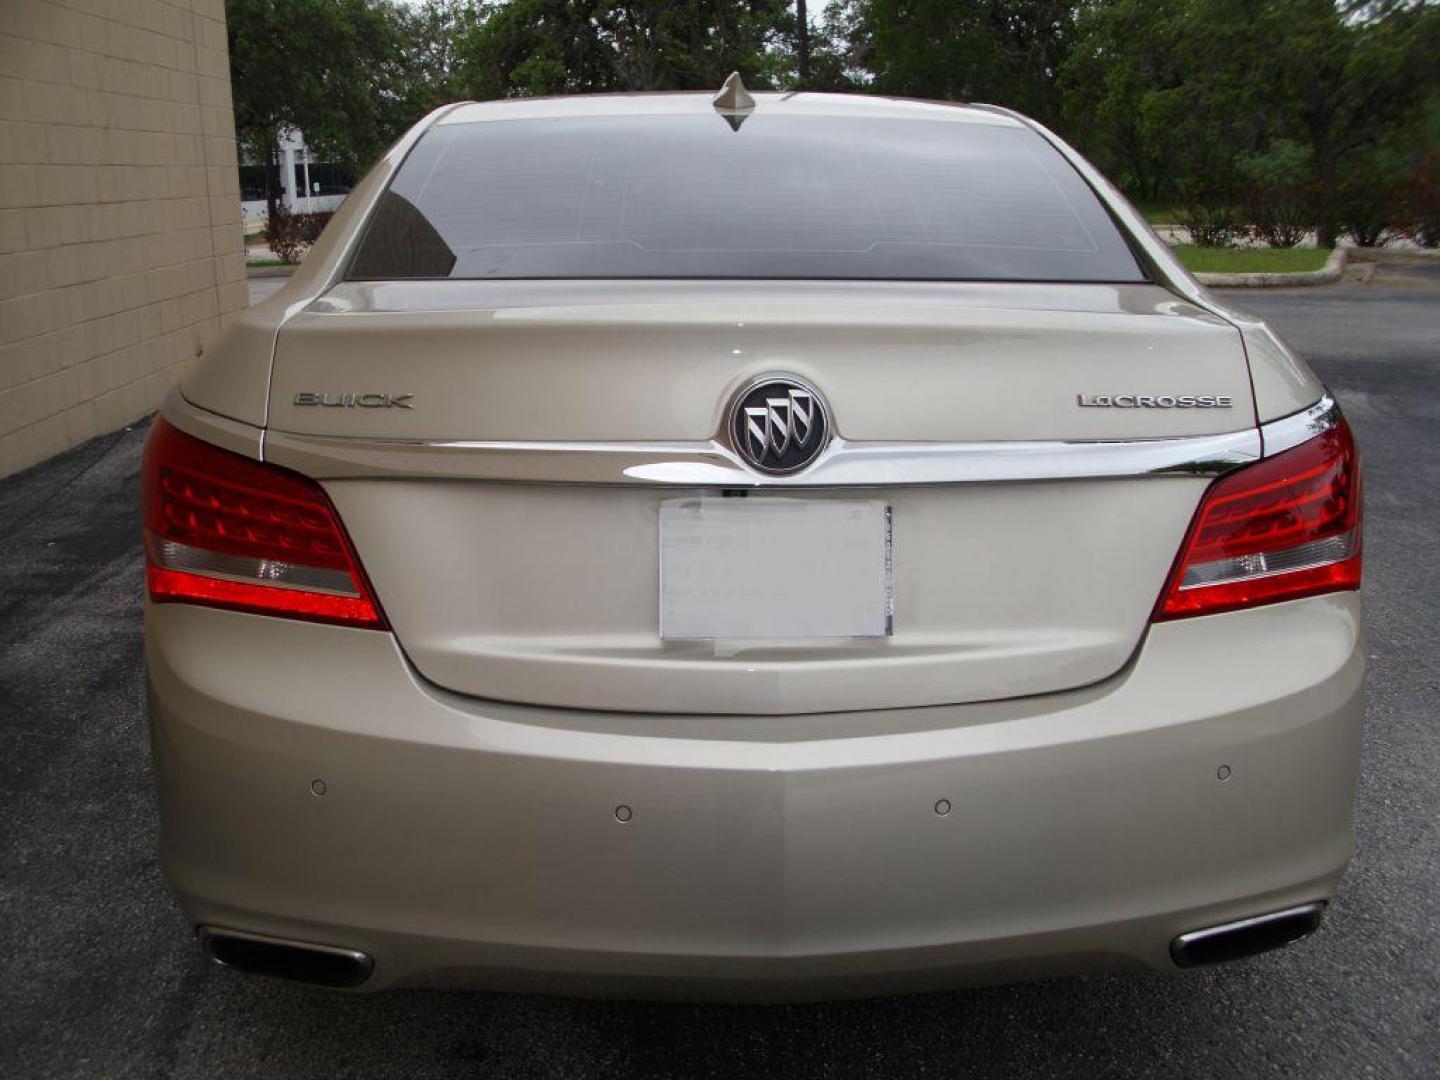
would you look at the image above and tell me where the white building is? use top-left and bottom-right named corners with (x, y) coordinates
top-left (240, 127), bottom-right (353, 233)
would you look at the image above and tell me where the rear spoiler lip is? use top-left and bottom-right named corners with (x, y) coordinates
top-left (302, 277), bottom-right (1220, 319)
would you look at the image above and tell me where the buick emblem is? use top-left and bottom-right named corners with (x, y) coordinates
top-left (728, 376), bottom-right (831, 474)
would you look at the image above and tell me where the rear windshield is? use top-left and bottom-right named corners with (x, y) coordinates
top-left (347, 112), bottom-right (1145, 283)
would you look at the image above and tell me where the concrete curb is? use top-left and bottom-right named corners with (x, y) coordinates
top-left (1194, 247), bottom-right (1346, 288)
top-left (1345, 246), bottom-right (1440, 264)
top-left (245, 264), bottom-right (295, 278)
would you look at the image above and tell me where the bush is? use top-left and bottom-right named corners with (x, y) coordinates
top-left (1399, 151), bottom-right (1440, 248)
top-left (1175, 179), bottom-right (1245, 247)
top-left (1336, 151), bottom-right (1408, 248)
top-left (1237, 141), bottom-right (1318, 248)
top-left (266, 206), bottom-right (335, 264)
top-left (1337, 179), bottom-right (1397, 248)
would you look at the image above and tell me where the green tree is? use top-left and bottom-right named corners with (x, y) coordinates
top-left (389, 0), bottom-right (477, 122)
top-left (796, 0), bottom-right (810, 83)
top-left (1249, 0), bottom-right (1439, 245)
top-left (455, 0), bottom-right (791, 99)
top-left (1061, 0), bottom-right (1439, 243)
top-left (844, 0), bottom-right (1077, 124)
top-left (1060, 0), bottom-right (1192, 202)
top-left (226, 0), bottom-right (408, 221)
top-left (1063, 0), bottom-right (1285, 207)
top-left (800, 5), bottom-right (860, 91)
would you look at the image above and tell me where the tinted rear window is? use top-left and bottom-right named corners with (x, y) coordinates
top-left (348, 113), bottom-right (1145, 283)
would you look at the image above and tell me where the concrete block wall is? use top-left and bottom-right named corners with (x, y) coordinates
top-left (0, 0), bottom-right (247, 477)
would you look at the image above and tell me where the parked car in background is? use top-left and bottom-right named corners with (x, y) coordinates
top-left (144, 84), bottom-right (1363, 998)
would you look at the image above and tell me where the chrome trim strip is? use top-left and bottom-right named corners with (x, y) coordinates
top-left (1259, 393), bottom-right (1340, 456)
top-left (264, 426), bottom-right (1263, 486)
top-left (167, 389), bottom-right (1343, 488)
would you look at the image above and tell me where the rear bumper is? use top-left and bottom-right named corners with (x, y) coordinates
top-left (146, 593), bottom-right (1364, 999)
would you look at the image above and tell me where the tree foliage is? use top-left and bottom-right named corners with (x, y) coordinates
top-left (845, 0), bottom-right (1077, 123)
top-left (225, 0), bottom-right (1440, 245)
top-left (391, 0), bottom-right (475, 119)
top-left (226, 0), bottom-right (407, 216)
top-left (454, 0), bottom-right (792, 98)
top-left (1061, 0), bottom-right (1440, 243)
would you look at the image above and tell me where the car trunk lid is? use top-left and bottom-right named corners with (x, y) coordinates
top-left (261, 280), bottom-right (1255, 714)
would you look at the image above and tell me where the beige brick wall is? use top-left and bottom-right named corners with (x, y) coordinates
top-left (0, 0), bottom-right (246, 477)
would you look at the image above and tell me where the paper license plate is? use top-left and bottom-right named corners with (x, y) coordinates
top-left (659, 497), bottom-right (892, 639)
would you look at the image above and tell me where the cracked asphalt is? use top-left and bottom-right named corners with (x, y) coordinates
top-left (2, 264), bottom-right (1437, 1078)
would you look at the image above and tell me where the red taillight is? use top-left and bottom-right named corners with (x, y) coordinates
top-left (1155, 417), bottom-right (1362, 620)
top-left (142, 419), bottom-right (386, 629)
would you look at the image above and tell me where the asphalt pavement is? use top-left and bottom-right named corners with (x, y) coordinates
top-left (246, 273), bottom-right (286, 305)
top-left (2, 266), bottom-right (1437, 1078)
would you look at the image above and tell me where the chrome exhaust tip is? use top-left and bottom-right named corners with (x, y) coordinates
top-left (1171, 902), bottom-right (1326, 968)
top-left (199, 927), bottom-right (374, 988)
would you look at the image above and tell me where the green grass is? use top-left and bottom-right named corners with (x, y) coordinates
top-left (1135, 203), bottom-right (1182, 225)
top-left (1171, 245), bottom-right (1331, 274)
top-left (245, 258), bottom-right (289, 268)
